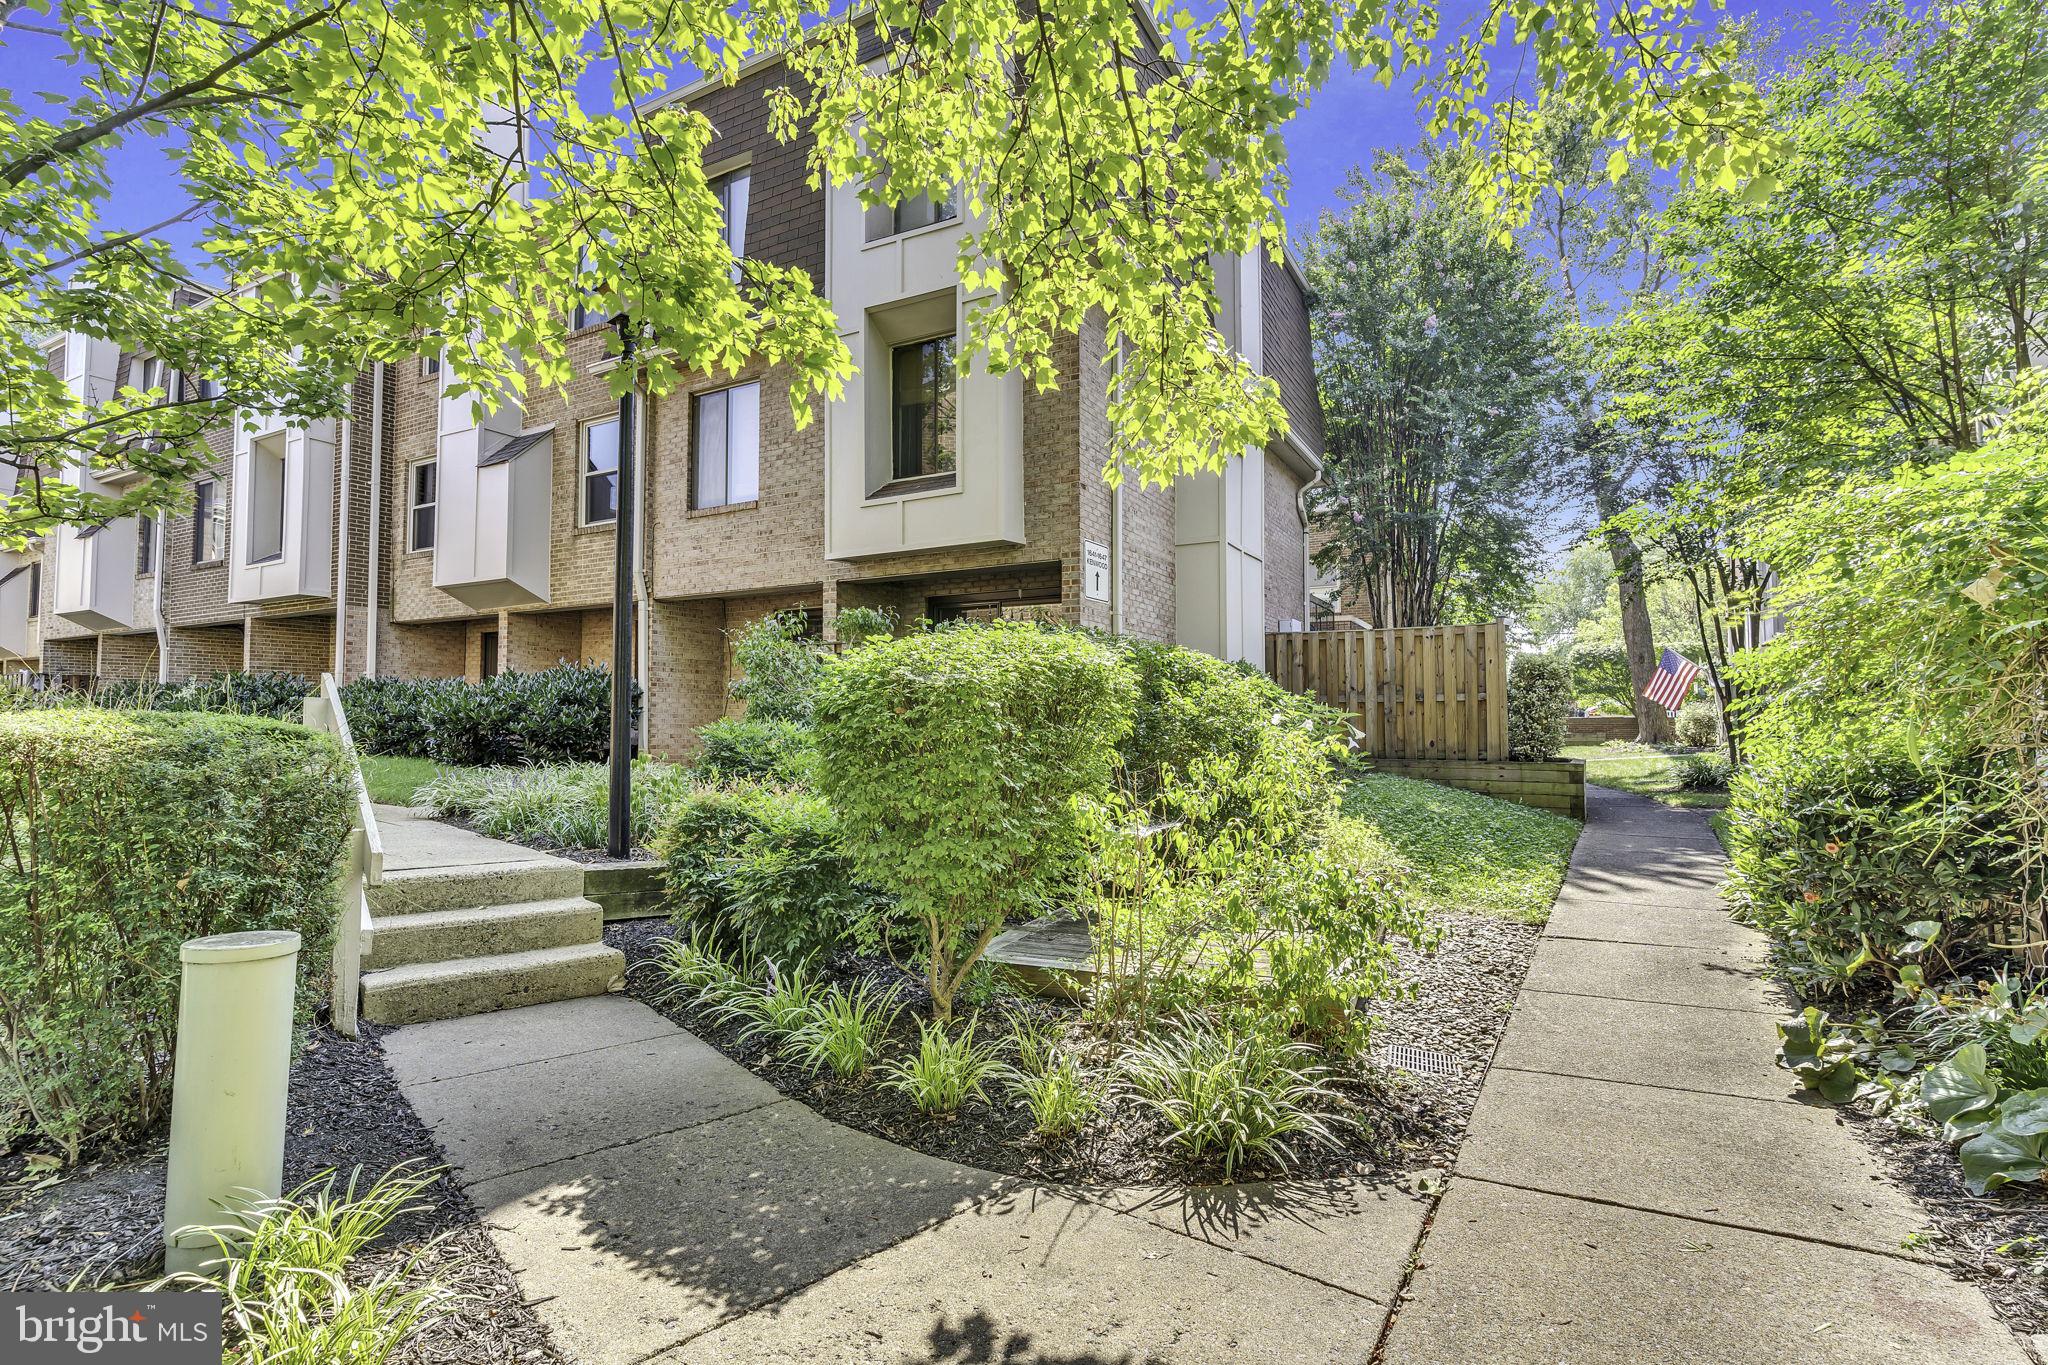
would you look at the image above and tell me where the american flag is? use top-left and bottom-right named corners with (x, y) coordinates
top-left (1645, 648), bottom-right (1701, 713)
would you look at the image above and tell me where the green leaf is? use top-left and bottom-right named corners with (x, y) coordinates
top-left (1923, 1043), bottom-right (2000, 1134)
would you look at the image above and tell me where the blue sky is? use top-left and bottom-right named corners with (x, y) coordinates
top-left (0, 0), bottom-right (1826, 261)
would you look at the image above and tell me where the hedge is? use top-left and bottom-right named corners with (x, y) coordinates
top-left (339, 663), bottom-right (632, 765)
top-left (0, 709), bottom-right (353, 1161)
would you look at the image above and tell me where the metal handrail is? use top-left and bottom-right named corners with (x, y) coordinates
top-left (305, 673), bottom-right (382, 1037)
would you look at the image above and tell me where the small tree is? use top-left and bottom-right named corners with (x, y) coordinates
top-left (729, 611), bottom-right (827, 724)
top-left (1507, 655), bottom-right (1573, 760)
top-left (813, 623), bottom-right (1135, 1022)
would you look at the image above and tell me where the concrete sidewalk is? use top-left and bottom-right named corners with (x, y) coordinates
top-left (383, 994), bottom-right (1429, 1365)
top-left (1381, 786), bottom-right (2029, 1365)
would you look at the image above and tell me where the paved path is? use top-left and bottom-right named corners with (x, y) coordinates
top-left (383, 994), bottom-right (1430, 1364)
top-left (379, 786), bottom-right (2030, 1364)
top-left (374, 803), bottom-right (578, 875)
top-left (1382, 785), bottom-right (2027, 1365)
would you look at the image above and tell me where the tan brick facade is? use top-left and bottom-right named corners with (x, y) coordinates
top-left (41, 59), bottom-right (1322, 750)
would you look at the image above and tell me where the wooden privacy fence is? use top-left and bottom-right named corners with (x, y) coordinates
top-left (1267, 623), bottom-right (1509, 761)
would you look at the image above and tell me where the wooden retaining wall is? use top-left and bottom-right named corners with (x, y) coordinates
top-left (1371, 757), bottom-right (1587, 819)
top-left (1267, 624), bottom-right (1508, 762)
top-left (1567, 715), bottom-right (1639, 742)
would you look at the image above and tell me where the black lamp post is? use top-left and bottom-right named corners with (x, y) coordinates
top-left (607, 314), bottom-right (638, 859)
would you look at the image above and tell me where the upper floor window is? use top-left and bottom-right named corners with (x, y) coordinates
top-left (26, 562), bottom-right (39, 617)
top-left (194, 375), bottom-right (223, 401)
top-left (890, 335), bottom-right (957, 483)
top-left (408, 460), bottom-right (437, 551)
top-left (247, 432), bottom-right (287, 565)
top-left (137, 515), bottom-right (156, 576)
top-left (693, 382), bottom-right (760, 509)
top-left (421, 353), bottom-right (441, 380)
top-left (581, 418), bottom-right (620, 526)
top-left (133, 354), bottom-right (170, 401)
top-left (192, 479), bottom-right (225, 564)
top-left (711, 169), bottom-right (750, 273)
top-left (866, 187), bottom-right (956, 243)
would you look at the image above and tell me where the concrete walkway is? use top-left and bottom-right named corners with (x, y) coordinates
top-left (374, 803), bottom-right (579, 876)
top-left (1381, 785), bottom-right (2028, 1365)
top-left (379, 785), bottom-right (2031, 1364)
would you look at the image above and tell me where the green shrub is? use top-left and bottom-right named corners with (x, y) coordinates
top-left (86, 671), bottom-right (314, 720)
top-left (692, 715), bottom-right (817, 785)
top-left (338, 664), bottom-right (627, 764)
top-left (1676, 698), bottom-right (1721, 749)
top-left (710, 962), bottom-right (828, 1046)
top-left (1724, 748), bottom-right (2022, 999)
top-left (1114, 637), bottom-right (1345, 807)
top-left (880, 1018), bottom-right (1008, 1116)
top-left (639, 929), bottom-right (750, 1009)
top-left (0, 710), bottom-right (353, 1160)
top-left (721, 790), bottom-right (893, 964)
top-left (334, 675), bottom-right (435, 756)
top-left (834, 605), bottom-right (897, 650)
top-left (813, 622), bottom-right (1136, 1021)
top-left (1567, 642), bottom-right (1633, 711)
top-left (1507, 654), bottom-right (1571, 760)
top-left (1674, 751), bottom-right (1731, 791)
top-left (1120, 1020), bottom-right (1339, 1178)
top-left (653, 781), bottom-right (888, 962)
top-left (729, 611), bottom-right (827, 724)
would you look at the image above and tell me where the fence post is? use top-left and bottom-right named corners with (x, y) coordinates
top-left (162, 930), bottom-right (301, 1275)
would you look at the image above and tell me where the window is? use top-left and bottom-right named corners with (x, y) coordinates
top-left (480, 630), bottom-right (500, 680)
top-left (581, 418), bottom-right (620, 526)
top-left (408, 460), bottom-right (437, 551)
top-left (865, 185), bottom-right (955, 242)
top-left (26, 562), bottom-right (39, 617)
top-left (572, 300), bottom-right (609, 331)
top-left (194, 375), bottom-right (223, 401)
top-left (133, 354), bottom-right (166, 399)
top-left (248, 432), bottom-right (287, 564)
top-left (137, 515), bottom-right (155, 576)
top-left (693, 382), bottom-right (760, 509)
top-left (192, 479), bottom-right (225, 563)
top-left (712, 170), bottom-right (750, 274)
top-left (890, 335), bottom-right (957, 482)
top-left (421, 353), bottom-right (441, 380)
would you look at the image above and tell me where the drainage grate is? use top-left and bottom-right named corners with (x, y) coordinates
top-left (1374, 1043), bottom-right (1461, 1078)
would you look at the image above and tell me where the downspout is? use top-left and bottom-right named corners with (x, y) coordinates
top-left (1109, 467), bottom-right (1124, 637)
top-left (152, 511), bottom-right (169, 683)
top-left (633, 376), bottom-right (652, 751)
top-left (1297, 465), bottom-right (1319, 625)
top-left (365, 361), bottom-right (385, 677)
top-left (333, 389), bottom-right (354, 678)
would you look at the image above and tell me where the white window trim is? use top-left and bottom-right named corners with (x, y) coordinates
top-left (578, 418), bottom-right (621, 528)
top-left (407, 459), bottom-right (437, 552)
top-left (692, 380), bottom-right (761, 511)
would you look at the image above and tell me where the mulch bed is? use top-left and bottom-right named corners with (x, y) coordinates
top-left (610, 908), bottom-right (1539, 1186)
top-left (0, 1023), bottom-right (564, 1365)
top-left (1844, 1105), bottom-right (2048, 1335)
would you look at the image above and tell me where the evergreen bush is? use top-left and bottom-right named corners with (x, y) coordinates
top-left (0, 710), bottom-right (352, 1160)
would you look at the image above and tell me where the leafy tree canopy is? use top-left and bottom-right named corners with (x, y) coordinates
top-left (2, 0), bottom-right (1777, 546)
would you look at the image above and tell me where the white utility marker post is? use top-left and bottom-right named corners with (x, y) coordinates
top-left (162, 929), bottom-right (301, 1275)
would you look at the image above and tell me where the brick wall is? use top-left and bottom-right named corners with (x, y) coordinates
top-left (1263, 454), bottom-right (1307, 630)
top-left (96, 631), bottom-right (159, 681)
top-left (386, 619), bottom-right (466, 679)
top-left (167, 623), bottom-right (244, 679)
top-left (246, 614), bottom-right (333, 677)
top-left (41, 635), bottom-right (95, 675)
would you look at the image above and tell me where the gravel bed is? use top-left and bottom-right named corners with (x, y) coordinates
top-left (610, 908), bottom-right (1540, 1186)
top-left (0, 1023), bottom-right (564, 1364)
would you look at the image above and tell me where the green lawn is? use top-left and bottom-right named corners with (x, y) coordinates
top-left (357, 754), bottom-right (445, 806)
top-left (1341, 772), bottom-right (1581, 924)
top-left (1561, 742), bottom-right (1730, 810)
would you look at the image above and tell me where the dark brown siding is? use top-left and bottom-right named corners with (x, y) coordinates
top-left (690, 67), bottom-right (823, 281)
top-left (1262, 254), bottom-right (1323, 456)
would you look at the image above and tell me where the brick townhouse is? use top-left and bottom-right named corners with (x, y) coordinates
top-left (4, 52), bottom-right (1325, 756)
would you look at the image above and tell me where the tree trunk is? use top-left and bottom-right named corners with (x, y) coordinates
top-left (1589, 450), bottom-right (1674, 744)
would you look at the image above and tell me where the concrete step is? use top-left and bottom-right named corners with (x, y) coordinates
top-left (369, 861), bottom-right (587, 918)
top-left (363, 897), bottom-right (604, 972)
top-left (362, 943), bottom-right (625, 1027)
